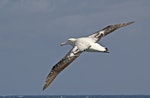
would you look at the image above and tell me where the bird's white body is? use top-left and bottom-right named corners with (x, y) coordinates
top-left (64, 37), bottom-right (107, 53)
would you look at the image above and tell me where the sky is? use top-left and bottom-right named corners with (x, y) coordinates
top-left (0, 0), bottom-right (150, 96)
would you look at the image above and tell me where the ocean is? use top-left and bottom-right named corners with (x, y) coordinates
top-left (0, 95), bottom-right (150, 98)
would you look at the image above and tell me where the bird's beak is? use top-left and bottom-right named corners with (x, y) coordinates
top-left (60, 41), bottom-right (68, 46)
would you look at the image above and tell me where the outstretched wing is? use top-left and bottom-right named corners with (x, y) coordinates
top-left (43, 46), bottom-right (82, 91)
top-left (89, 21), bottom-right (134, 42)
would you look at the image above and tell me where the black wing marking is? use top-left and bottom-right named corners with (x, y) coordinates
top-left (89, 21), bottom-right (134, 42)
top-left (43, 46), bottom-right (82, 90)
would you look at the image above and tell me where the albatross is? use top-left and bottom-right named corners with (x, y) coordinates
top-left (43, 21), bottom-right (134, 90)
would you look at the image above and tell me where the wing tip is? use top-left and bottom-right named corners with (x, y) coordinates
top-left (113, 21), bottom-right (135, 29)
top-left (43, 81), bottom-right (50, 91)
top-left (119, 21), bottom-right (135, 27)
top-left (127, 21), bottom-right (135, 25)
top-left (42, 84), bottom-right (47, 91)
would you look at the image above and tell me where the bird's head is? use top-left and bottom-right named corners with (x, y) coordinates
top-left (60, 38), bottom-right (76, 46)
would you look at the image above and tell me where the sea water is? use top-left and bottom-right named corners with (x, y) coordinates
top-left (0, 95), bottom-right (150, 98)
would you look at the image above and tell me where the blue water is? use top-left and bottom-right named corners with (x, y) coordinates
top-left (0, 95), bottom-right (150, 98)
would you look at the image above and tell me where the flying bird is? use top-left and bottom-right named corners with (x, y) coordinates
top-left (43, 21), bottom-right (134, 90)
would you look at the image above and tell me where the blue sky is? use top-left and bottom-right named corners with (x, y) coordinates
top-left (0, 0), bottom-right (150, 95)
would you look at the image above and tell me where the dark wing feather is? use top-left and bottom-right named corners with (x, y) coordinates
top-left (43, 46), bottom-right (82, 90)
top-left (89, 21), bottom-right (134, 42)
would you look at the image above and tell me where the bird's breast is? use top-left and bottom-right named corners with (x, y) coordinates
top-left (75, 38), bottom-right (92, 51)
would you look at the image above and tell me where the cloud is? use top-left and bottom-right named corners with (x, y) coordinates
top-left (20, 0), bottom-right (53, 12)
top-left (0, 0), bottom-right (54, 13)
top-left (0, 0), bottom-right (9, 9)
